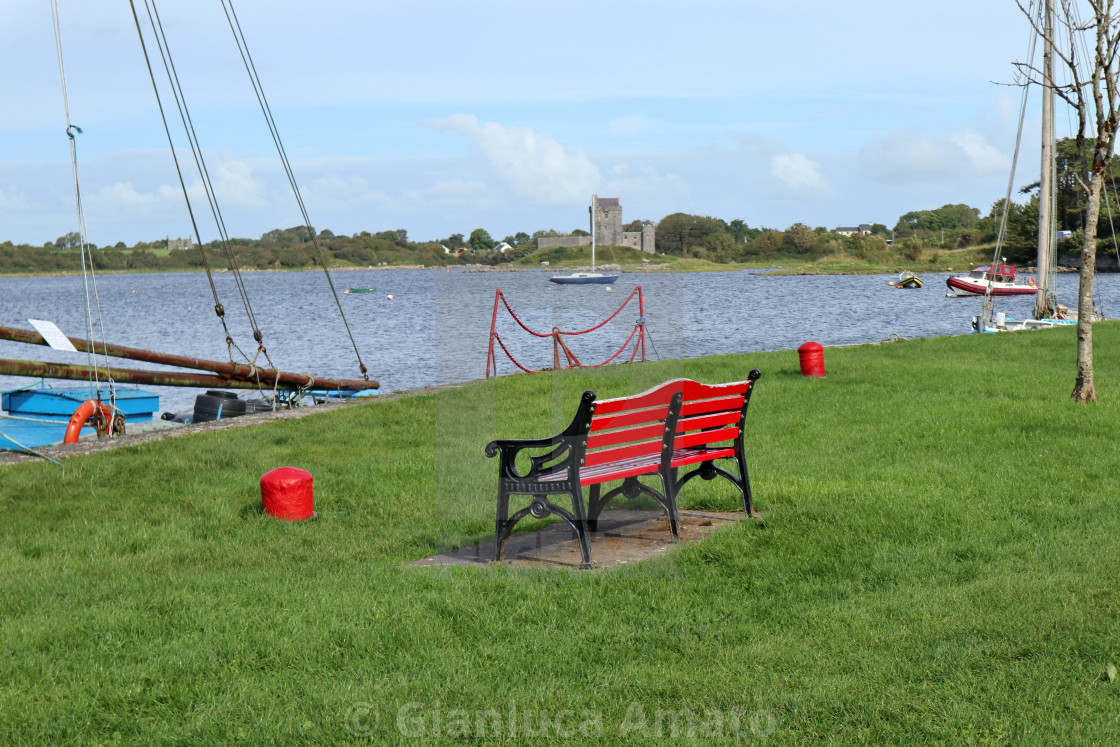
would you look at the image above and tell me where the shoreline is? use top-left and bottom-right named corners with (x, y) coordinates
top-left (0, 380), bottom-right (475, 467)
top-left (1, 260), bottom-right (1110, 280)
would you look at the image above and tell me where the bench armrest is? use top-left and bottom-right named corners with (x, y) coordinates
top-left (484, 390), bottom-right (597, 482)
top-left (485, 437), bottom-right (574, 480)
top-left (485, 434), bottom-right (561, 458)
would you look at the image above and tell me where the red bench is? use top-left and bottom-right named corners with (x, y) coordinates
top-left (485, 370), bottom-right (761, 567)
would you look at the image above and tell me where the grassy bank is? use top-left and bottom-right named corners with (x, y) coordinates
top-left (3, 326), bottom-right (1120, 743)
top-left (1, 240), bottom-right (997, 278)
top-left (508, 242), bottom-right (994, 275)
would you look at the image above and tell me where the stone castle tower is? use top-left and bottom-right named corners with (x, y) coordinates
top-left (537, 195), bottom-right (656, 254)
top-left (592, 197), bottom-right (624, 246)
top-left (592, 196), bottom-right (655, 254)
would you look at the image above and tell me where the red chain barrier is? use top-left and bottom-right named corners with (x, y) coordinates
top-left (486, 287), bottom-right (648, 378)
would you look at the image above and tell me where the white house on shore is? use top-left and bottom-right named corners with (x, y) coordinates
top-left (832, 223), bottom-right (875, 237)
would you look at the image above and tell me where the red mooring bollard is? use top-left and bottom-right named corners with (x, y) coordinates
top-left (260, 466), bottom-right (315, 520)
top-left (798, 341), bottom-right (825, 377)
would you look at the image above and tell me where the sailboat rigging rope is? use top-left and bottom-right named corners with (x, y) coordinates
top-left (140, 0), bottom-right (268, 354)
top-left (127, 0), bottom-right (270, 371)
top-left (0, 426), bottom-right (63, 466)
top-left (1098, 185), bottom-right (1118, 317)
top-left (981, 12), bottom-right (1040, 321)
top-left (49, 0), bottom-right (118, 424)
top-left (126, 2), bottom-right (234, 346)
top-left (218, 0), bottom-right (369, 380)
top-left (1050, 1), bottom-right (1108, 318)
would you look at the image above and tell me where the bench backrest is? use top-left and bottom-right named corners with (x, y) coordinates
top-left (673, 374), bottom-right (759, 452)
top-left (585, 382), bottom-right (681, 469)
top-left (583, 370), bottom-right (760, 468)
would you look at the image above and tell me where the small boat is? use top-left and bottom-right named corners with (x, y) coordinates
top-left (972, 311), bottom-right (1077, 333)
top-left (973, 304), bottom-right (1102, 333)
top-left (345, 287), bottom-right (376, 294)
top-left (891, 271), bottom-right (923, 289)
top-left (1, 382), bottom-right (160, 450)
top-left (550, 193), bottom-right (620, 285)
top-left (549, 271), bottom-right (620, 285)
top-left (946, 264), bottom-right (1036, 297)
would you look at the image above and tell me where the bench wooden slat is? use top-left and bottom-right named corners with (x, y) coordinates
top-left (680, 380), bottom-right (750, 399)
top-left (673, 426), bottom-right (739, 450)
top-left (670, 445), bottom-right (736, 468)
top-left (679, 394), bottom-right (744, 418)
top-left (676, 410), bottom-right (740, 432)
top-left (587, 421), bottom-right (666, 450)
top-left (584, 437), bottom-right (664, 468)
top-left (535, 452), bottom-right (664, 486)
top-left (592, 379), bottom-right (686, 415)
top-left (590, 404), bottom-right (671, 432)
top-left (580, 454), bottom-right (662, 486)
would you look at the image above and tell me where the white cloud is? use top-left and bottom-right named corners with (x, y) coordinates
top-left (194, 158), bottom-right (268, 209)
top-left (770, 153), bottom-right (828, 193)
top-left (606, 163), bottom-right (686, 203)
top-left (92, 182), bottom-right (163, 210)
top-left (303, 176), bottom-right (388, 208)
top-left (949, 131), bottom-right (1006, 174)
top-left (734, 134), bottom-right (788, 158)
top-left (422, 178), bottom-right (487, 201)
top-left (608, 115), bottom-right (652, 137)
top-left (87, 157), bottom-right (268, 217)
top-left (859, 129), bottom-right (1009, 183)
top-left (0, 188), bottom-right (30, 212)
top-left (430, 114), bottom-right (601, 205)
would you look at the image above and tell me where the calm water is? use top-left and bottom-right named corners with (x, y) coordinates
top-left (1, 268), bottom-right (1116, 414)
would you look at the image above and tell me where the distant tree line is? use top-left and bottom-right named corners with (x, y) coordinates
top-left (0, 226), bottom-right (469, 274)
top-left (650, 213), bottom-right (895, 263)
top-left (989, 136), bottom-right (1120, 264)
top-left (11, 157), bottom-right (1120, 276)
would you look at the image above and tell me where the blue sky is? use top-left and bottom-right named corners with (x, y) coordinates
top-left (1, 0), bottom-right (1049, 246)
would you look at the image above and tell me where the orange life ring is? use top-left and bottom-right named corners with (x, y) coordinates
top-left (1028, 276), bottom-right (1036, 287)
top-left (63, 400), bottom-right (116, 444)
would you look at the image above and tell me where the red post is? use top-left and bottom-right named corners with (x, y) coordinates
top-left (637, 286), bottom-right (646, 362)
top-left (486, 289), bottom-right (502, 378)
top-left (798, 342), bottom-right (825, 377)
top-left (261, 467), bottom-right (315, 520)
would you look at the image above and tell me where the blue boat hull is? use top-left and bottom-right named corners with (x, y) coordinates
top-left (1, 385), bottom-right (159, 450)
top-left (3, 385), bottom-right (158, 421)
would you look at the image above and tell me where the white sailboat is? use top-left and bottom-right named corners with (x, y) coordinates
top-left (974, 0), bottom-right (1095, 333)
top-left (549, 194), bottom-right (620, 284)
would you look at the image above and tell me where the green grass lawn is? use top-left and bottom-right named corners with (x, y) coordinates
top-left (3, 325), bottom-right (1120, 743)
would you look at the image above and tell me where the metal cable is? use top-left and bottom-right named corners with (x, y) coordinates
top-left (982, 12), bottom-right (1040, 322)
top-left (219, 0), bottom-right (369, 379)
top-left (126, 0), bottom-right (262, 367)
top-left (142, 0), bottom-right (264, 349)
top-left (0, 427), bottom-right (63, 465)
top-left (126, 3), bottom-right (228, 332)
top-left (49, 0), bottom-right (119, 417)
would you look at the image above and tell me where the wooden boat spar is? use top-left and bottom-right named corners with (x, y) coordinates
top-left (0, 324), bottom-right (376, 393)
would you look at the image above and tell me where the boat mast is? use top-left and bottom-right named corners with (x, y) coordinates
top-left (1035, 0), bottom-right (1055, 317)
top-left (591, 193), bottom-right (597, 272)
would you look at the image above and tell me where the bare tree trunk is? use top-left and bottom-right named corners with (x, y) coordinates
top-left (1072, 168), bottom-right (1101, 402)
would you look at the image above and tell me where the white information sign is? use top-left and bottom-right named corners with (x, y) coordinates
top-left (28, 319), bottom-right (79, 353)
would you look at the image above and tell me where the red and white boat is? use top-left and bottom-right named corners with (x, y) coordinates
top-left (945, 264), bottom-right (1037, 296)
